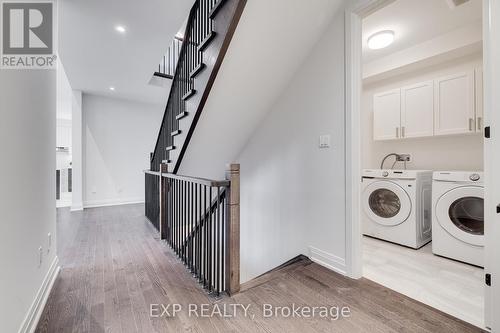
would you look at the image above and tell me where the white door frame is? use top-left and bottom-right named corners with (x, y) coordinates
top-left (482, 0), bottom-right (500, 331)
top-left (344, 0), bottom-right (396, 280)
top-left (344, 0), bottom-right (499, 330)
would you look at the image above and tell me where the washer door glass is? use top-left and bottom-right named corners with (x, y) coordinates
top-left (435, 186), bottom-right (484, 246)
top-left (362, 180), bottom-right (412, 226)
top-left (448, 197), bottom-right (484, 235)
top-left (369, 189), bottom-right (401, 218)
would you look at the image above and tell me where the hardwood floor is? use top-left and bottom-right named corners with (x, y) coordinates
top-left (36, 204), bottom-right (483, 333)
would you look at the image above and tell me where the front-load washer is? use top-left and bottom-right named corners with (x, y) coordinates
top-left (362, 169), bottom-right (432, 249)
top-left (432, 171), bottom-right (484, 267)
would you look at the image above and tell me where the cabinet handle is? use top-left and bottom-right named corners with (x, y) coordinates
top-left (477, 117), bottom-right (482, 131)
top-left (469, 118), bottom-right (474, 131)
top-left (401, 126), bottom-right (405, 138)
top-left (396, 127), bottom-right (399, 138)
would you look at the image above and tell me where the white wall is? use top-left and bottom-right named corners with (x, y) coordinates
top-left (82, 94), bottom-right (163, 207)
top-left (237, 10), bottom-right (347, 282)
top-left (0, 70), bottom-right (57, 333)
top-left (72, 90), bottom-right (83, 211)
top-left (362, 54), bottom-right (484, 171)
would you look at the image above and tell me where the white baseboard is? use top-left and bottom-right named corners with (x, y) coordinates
top-left (18, 256), bottom-right (60, 333)
top-left (309, 246), bottom-right (346, 275)
top-left (70, 204), bottom-right (83, 211)
top-left (83, 197), bottom-right (144, 209)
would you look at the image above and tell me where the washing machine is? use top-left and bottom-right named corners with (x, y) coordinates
top-left (432, 171), bottom-right (484, 267)
top-left (362, 169), bottom-right (432, 249)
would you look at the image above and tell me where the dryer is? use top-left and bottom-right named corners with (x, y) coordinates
top-left (432, 171), bottom-right (484, 267)
top-left (362, 169), bottom-right (432, 249)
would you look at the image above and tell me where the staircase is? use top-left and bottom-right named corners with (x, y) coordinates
top-left (150, 0), bottom-right (246, 174)
top-left (144, 0), bottom-right (246, 296)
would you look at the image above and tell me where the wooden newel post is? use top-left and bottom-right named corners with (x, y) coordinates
top-left (225, 163), bottom-right (240, 295)
top-left (159, 163), bottom-right (168, 240)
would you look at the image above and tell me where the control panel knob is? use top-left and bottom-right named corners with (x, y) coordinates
top-left (470, 173), bottom-right (480, 181)
top-left (382, 171), bottom-right (389, 177)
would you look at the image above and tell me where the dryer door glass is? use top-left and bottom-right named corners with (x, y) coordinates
top-left (448, 196), bottom-right (484, 235)
top-left (369, 189), bottom-right (401, 218)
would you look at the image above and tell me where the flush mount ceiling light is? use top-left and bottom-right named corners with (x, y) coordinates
top-left (367, 30), bottom-right (395, 50)
top-left (115, 25), bottom-right (126, 33)
top-left (109, 86), bottom-right (115, 91)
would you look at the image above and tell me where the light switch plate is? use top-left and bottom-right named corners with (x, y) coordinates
top-left (319, 135), bottom-right (331, 148)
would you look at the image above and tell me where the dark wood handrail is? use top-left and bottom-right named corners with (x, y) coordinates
top-left (143, 170), bottom-right (230, 187)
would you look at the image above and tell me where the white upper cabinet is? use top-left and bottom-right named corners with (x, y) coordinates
top-left (434, 71), bottom-right (475, 136)
top-left (373, 88), bottom-right (401, 140)
top-left (475, 67), bottom-right (484, 132)
top-left (401, 81), bottom-right (434, 138)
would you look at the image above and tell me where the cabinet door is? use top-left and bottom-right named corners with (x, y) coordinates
top-left (373, 89), bottom-right (401, 140)
top-left (434, 71), bottom-right (475, 136)
top-left (401, 81), bottom-right (434, 138)
top-left (475, 67), bottom-right (484, 132)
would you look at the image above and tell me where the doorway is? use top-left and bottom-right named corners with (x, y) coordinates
top-left (345, 0), bottom-right (497, 331)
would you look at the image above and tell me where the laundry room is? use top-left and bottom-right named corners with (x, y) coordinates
top-left (360, 0), bottom-right (484, 329)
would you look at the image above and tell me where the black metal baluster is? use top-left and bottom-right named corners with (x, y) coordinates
top-left (196, 185), bottom-right (202, 282)
top-left (190, 182), bottom-right (194, 272)
top-left (204, 185), bottom-right (208, 287)
top-left (216, 186), bottom-right (220, 294)
top-left (222, 190), bottom-right (226, 292)
top-left (183, 180), bottom-right (186, 263)
top-left (208, 186), bottom-right (212, 292)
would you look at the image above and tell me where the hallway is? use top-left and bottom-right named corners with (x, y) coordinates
top-left (36, 204), bottom-right (482, 332)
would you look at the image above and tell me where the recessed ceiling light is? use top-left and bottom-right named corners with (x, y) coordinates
top-left (109, 86), bottom-right (115, 91)
top-left (115, 25), bottom-right (126, 33)
top-left (368, 30), bottom-right (395, 50)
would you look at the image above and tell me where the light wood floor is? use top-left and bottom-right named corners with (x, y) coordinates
top-left (363, 236), bottom-right (484, 329)
top-left (36, 204), bottom-right (483, 332)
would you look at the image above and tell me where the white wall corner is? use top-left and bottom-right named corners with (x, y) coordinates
top-left (308, 246), bottom-right (346, 275)
top-left (18, 256), bottom-right (60, 333)
top-left (71, 90), bottom-right (83, 211)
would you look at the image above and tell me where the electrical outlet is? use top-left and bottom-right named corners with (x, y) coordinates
top-left (47, 233), bottom-right (51, 253)
top-left (38, 247), bottom-right (43, 267)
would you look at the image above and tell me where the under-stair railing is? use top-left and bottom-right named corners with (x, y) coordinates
top-left (143, 164), bottom-right (240, 296)
top-left (154, 37), bottom-right (183, 79)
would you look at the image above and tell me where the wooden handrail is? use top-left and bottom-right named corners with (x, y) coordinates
top-left (143, 170), bottom-right (230, 187)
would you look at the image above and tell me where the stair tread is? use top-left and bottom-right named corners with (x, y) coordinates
top-left (182, 89), bottom-right (196, 101)
top-left (209, 0), bottom-right (227, 19)
top-left (176, 111), bottom-right (189, 120)
top-left (198, 32), bottom-right (216, 52)
top-left (190, 63), bottom-right (206, 79)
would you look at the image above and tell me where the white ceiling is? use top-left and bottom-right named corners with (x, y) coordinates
top-left (362, 0), bottom-right (482, 63)
top-left (58, 0), bottom-right (192, 104)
